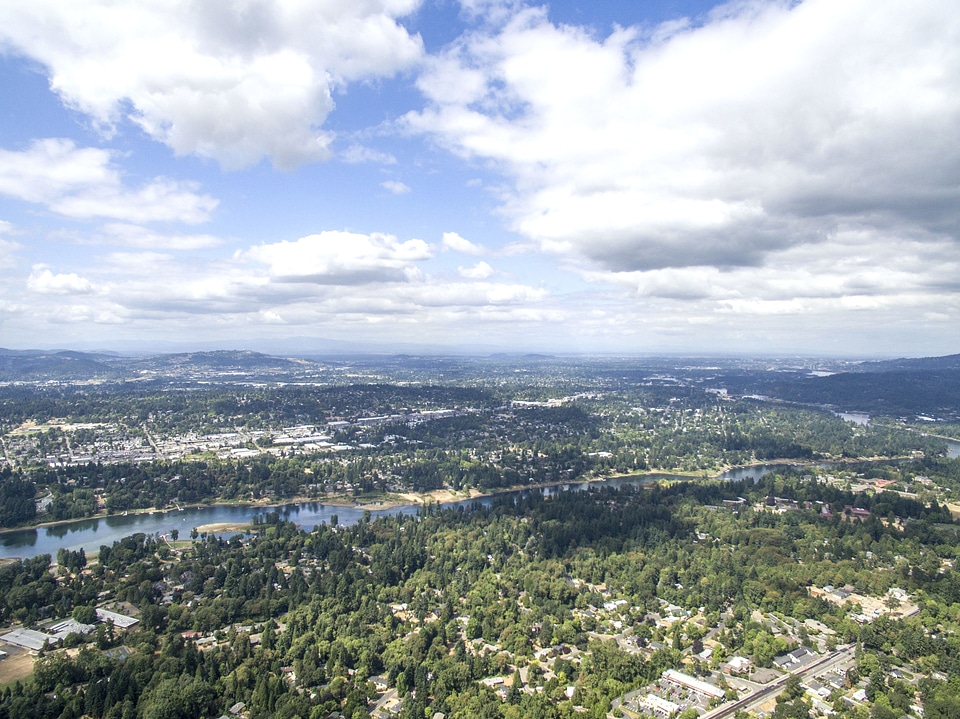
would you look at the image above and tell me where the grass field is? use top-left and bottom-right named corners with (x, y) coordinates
top-left (0, 649), bottom-right (35, 688)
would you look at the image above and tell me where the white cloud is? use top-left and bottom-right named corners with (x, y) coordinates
top-left (0, 222), bottom-right (20, 270)
top-left (341, 145), bottom-right (397, 164)
top-left (100, 252), bottom-right (177, 275)
top-left (0, 139), bottom-right (217, 223)
top-left (442, 231), bottom-right (487, 255)
top-left (0, 1), bottom-right (424, 169)
top-left (243, 230), bottom-right (432, 284)
top-left (0, 300), bottom-right (25, 319)
top-left (381, 180), bottom-right (412, 195)
top-left (258, 309), bottom-right (285, 324)
top-left (6, 223), bottom-right (957, 352)
top-left (99, 223), bottom-right (223, 250)
top-left (93, 310), bottom-right (126, 325)
top-left (27, 266), bottom-right (96, 295)
top-left (2, 222), bottom-right (560, 345)
top-left (457, 0), bottom-right (525, 26)
top-left (408, 0), bottom-right (960, 274)
top-left (458, 261), bottom-right (495, 279)
top-left (0, 240), bottom-right (20, 270)
top-left (583, 231), bottom-right (960, 309)
top-left (399, 281), bottom-right (550, 309)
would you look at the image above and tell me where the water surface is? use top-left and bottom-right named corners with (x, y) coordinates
top-left (4, 447), bottom-right (956, 560)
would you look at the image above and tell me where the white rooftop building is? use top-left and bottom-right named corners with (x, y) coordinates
top-left (1, 628), bottom-right (57, 651)
top-left (662, 669), bottom-right (725, 699)
top-left (96, 608), bottom-right (139, 628)
top-left (640, 694), bottom-right (681, 718)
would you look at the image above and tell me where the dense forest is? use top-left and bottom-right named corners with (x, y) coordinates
top-left (1, 470), bottom-right (959, 719)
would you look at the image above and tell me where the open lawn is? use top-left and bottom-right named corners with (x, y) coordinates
top-left (0, 648), bottom-right (35, 688)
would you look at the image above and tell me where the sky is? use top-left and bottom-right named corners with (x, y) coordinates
top-left (0, 0), bottom-right (958, 358)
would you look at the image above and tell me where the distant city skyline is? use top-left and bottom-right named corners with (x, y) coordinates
top-left (0, 0), bottom-right (958, 357)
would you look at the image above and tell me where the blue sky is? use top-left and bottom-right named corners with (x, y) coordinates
top-left (0, 0), bottom-right (958, 357)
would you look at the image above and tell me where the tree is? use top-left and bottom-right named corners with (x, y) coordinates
top-left (72, 604), bottom-right (97, 625)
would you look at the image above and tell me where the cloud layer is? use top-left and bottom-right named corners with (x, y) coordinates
top-left (0, 0), bottom-right (958, 354)
top-left (0, 0), bottom-right (424, 169)
top-left (0, 139), bottom-right (217, 223)
top-left (409, 0), bottom-right (960, 273)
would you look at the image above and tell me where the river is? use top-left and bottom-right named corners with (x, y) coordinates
top-left (0, 473), bottom-right (689, 559)
top-left (945, 438), bottom-right (960, 459)
top-left (2, 443), bottom-right (957, 560)
top-left (0, 502), bottom-right (427, 561)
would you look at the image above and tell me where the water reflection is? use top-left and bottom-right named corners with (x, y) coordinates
top-left (0, 475), bottom-right (732, 560)
top-left (2, 444), bottom-right (957, 561)
top-left (1, 528), bottom-right (37, 549)
top-left (47, 518), bottom-right (100, 539)
top-left (946, 439), bottom-right (960, 459)
top-left (836, 412), bottom-right (870, 425)
top-left (715, 465), bottom-right (781, 482)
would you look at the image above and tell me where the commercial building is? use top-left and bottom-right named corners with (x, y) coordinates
top-left (662, 669), bottom-right (725, 699)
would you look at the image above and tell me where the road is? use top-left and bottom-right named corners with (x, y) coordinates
top-left (0, 436), bottom-right (12, 468)
top-left (142, 423), bottom-right (164, 460)
top-left (698, 645), bottom-right (855, 719)
top-left (371, 688), bottom-right (399, 716)
top-left (63, 429), bottom-right (77, 463)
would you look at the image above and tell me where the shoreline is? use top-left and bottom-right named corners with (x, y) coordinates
top-left (0, 454), bottom-right (914, 537)
top-left (0, 500), bottom-right (274, 537)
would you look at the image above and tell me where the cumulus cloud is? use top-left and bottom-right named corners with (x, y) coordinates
top-left (442, 231), bottom-right (487, 255)
top-left (585, 230), bottom-right (960, 302)
top-left (381, 180), bottom-right (412, 195)
top-left (27, 265), bottom-right (96, 295)
top-left (458, 261), bottom-right (495, 279)
top-left (0, 1), bottom-right (423, 170)
top-left (6, 223), bottom-right (556, 340)
top-left (341, 145), bottom-right (397, 164)
top-left (408, 0), bottom-right (960, 273)
top-left (99, 223), bottom-right (223, 250)
top-left (0, 139), bottom-right (217, 223)
top-left (243, 230), bottom-right (432, 284)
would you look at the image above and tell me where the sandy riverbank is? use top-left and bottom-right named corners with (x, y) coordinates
top-left (0, 497), bottom-right (287, 537)
top-left (1, 456), bottom-right (909, 538)
top-left (193, 522), bottom-right (254, 534)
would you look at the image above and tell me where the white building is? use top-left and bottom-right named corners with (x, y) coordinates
top-left (640, 694), bottom-right (681, 718)
top-left (662, 669), bottom-right (725, 699)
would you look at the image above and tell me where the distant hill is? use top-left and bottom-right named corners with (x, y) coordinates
top-left (1, 347), bottom-right (958, 419)
top-left (0, 348), bottom-right (121, 381)
top-left (747, 369), bottom-right (960, 418)
top-left (706, 353), bottom-right (960, 419)
top-left (0, 348), bottom-right (319, 382)
top-left (856, 353), bottom-right (960, 372)
top-left (128, 350), bottom-right (312, 373)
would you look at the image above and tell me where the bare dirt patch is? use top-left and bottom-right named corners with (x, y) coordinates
top-left (194, 522), bottom-right (253, 534)
top-left (394, 488), bottom-right (484, 506)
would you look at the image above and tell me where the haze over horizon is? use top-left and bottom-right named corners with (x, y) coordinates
top-left (1, 0), bottom-right (958, 357)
